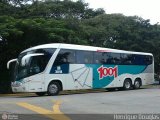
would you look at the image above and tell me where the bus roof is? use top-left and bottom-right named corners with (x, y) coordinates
top-left (22, 43), bottom-right (153, 56)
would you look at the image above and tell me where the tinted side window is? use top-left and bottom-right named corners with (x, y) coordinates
top-left (121, 54), bottom-right (153, 65)
top-left (108, 53), bottom-right (121, 64)
top-left (132, 55), bottom-right (145, 65)
top-left (76, 51), bottom-right (93, 64)
top-left (94, 52), bottom-right (108, 64)
top-left (54, 49), bottom-right (76, 66)
top-left (144, 55), bottom-right (153, 65)
top-left (94, 52), bottom-right (101, 64)
top-left (121, 54), bottom-right (133, 64)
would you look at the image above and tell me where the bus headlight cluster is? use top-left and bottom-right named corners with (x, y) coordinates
top-left (11, 82), bottom-right (22, 87)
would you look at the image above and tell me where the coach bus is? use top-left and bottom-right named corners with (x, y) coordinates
top-left (7, 43), bottom-right (154, 96)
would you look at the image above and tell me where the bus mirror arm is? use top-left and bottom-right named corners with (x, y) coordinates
top-left (7, 59), bottom-right (18, 69)
top-left (21, 53), bottom-right (44, 67)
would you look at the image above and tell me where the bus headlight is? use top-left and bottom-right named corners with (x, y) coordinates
top-left (12, 81), bottom-right (23, 87)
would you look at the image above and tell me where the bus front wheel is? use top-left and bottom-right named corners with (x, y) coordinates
top-left (47, 82), bottom-right (60, 96)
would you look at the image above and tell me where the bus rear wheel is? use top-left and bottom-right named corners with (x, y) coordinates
top-left (123, 79), bottom-right (132, 90)
top-left (47, 82), bottom-right (60, 96)
top-left (133, 80), bottom-right (141, 89)
top-left (35, 92), bottom-right (46, 96)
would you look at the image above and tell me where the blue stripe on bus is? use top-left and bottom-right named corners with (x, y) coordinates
top-left (86, 64), bottom-right (147, 88)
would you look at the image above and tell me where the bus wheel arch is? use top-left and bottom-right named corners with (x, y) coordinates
top-left (47, 80), bottom-right (63, 96)
top-left (133, 78), bottom-right (142, 89)
top-left (123, 78), bottom-right (132, 90)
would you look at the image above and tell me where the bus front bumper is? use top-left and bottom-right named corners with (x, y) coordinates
top-left (11, 82), bottom-right (28, 93)
top-left (12, 86), bottom-right (27, 93)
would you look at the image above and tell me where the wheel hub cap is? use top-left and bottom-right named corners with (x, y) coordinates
top-left (49, 84), bottom-right (58, 93)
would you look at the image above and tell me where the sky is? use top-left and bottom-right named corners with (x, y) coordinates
top-left (83, 0), bottom-right (160, 24)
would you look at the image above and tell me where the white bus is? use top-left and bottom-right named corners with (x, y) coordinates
top-left (7, 43), bottom-right (154, 96)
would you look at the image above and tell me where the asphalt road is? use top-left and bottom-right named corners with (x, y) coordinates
top-left (0, 87), bottom-right (160, 120)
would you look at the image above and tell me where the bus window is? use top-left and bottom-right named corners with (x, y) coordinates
top-left (101, 52), bottom-right (108, 64)
top-left (29, 55), bottom-right (47, 75)
top-left (54, 49), bottom-right (76, 66)
top-left (144, 55), bottom-right (153, 65)
top-left (94, 52), bottom-right (108, 64)
top-left (132, 55), bottom-right (146, 65)
top-left (121, 54), bottom-right (132, 65)
top-left (76, 51), bottom-right (93, 64)
top-left (16, 48), bottom-right (55, 79)
top-left (94, 52), bottom-right (101, 64)
top-left (108, 53), bottom-right (121, 64)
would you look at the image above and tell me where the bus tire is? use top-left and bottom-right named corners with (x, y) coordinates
top-left (123, 79), bottom-right (132, 90)
top-left (35, 92), bottom-right (46, 96)
top-left (47, 82), bottom-right (60, 96)
top-left (133, 79), bottom-right (141, 89)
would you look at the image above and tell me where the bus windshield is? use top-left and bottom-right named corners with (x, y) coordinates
top-left (13, 48), bottom-right (56, 81)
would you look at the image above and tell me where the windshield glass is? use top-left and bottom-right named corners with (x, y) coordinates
top-left (13, 48), bottom-right (56, 81)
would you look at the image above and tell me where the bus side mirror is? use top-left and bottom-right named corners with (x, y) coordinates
top-left (21, 55), bottom-right (30, 67)
top-left (7, 59), bottom-right (17, 69)
top-left (21, 53), bottom-right (44, 67)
